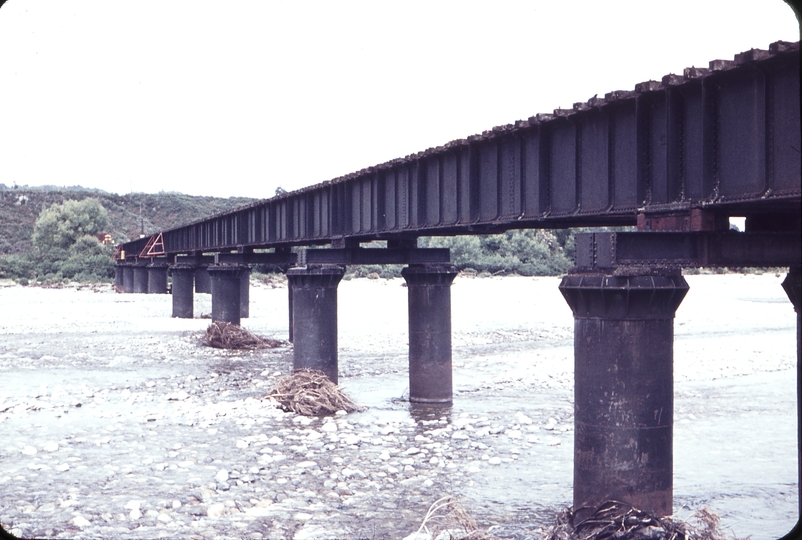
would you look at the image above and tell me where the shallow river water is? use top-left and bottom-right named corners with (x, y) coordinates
top-left (0, 273), bottom-right (797, 539)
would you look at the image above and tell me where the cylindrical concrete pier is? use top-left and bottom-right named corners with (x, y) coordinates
top-left (132, 265), bottom-right (149, 293)
top-left (288, 284), bottom-right (294, 343)
top-left (114, 265), bottom-right (124, 292)
top-left (559, 271), bottom-right (688, 521)
top-left (401, 264), bottom-right (458, 404)
top-left (240, 267), bottom-right (251, 319)
top-left (287, 265), bottom-right (344, 384)
top-left (169, 264), bottom-right (195, 319)
top-left (782, 267), bottom-right (801, 519)
top-left (122, 265), bottom-right (134, 293)
top-left (208, 265), bottom-right (247, 325)
top-left (195, 265), bottom-right (212, 294)
top-left (147, 263), bottom-right (169, 294)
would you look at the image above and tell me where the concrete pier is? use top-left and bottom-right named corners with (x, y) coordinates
top-left (559, 270), bottom-right (688, 521)
top-left (195, 265), bottom-right (212, 294)
top-left (240, 267), bottom-right (251, 319)
top-left (401, 264), bottom-right (459, 403)
top-left (782, 267), bottom-right (801, 519)
top-left (132, 266), bottom-right (149, 294)
top-left (147, 263), bottom-right (169, 294)
top-left (122, 266), bottom-right (134, 293)
top-left (286, 265), bottom-right (344, 384)
top-left (208, 265), bottom-right (247, 325)
top-left (114, 265), bottom-right (124, 292)
top-left (169, 264), bottom-right (195, 319)
top-left (288, 285), bottom-right (294, 343)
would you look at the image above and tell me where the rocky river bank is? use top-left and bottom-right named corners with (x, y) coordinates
top-left (0, 274), bottom-right (797, 539)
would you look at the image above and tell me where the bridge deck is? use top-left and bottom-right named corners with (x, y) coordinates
top-left (120, 41), bottom-right (800, 259)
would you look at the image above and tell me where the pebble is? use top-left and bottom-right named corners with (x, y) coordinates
top-left (207, 503), bottom-right (227, 518)
top-left (214, 469), bottom-right (229, 483)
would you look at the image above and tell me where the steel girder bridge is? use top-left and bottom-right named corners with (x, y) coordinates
top-left (116, 41), bottom-right (801, 532)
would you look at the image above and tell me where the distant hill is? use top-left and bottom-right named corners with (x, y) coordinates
top-left (0, 188), bottom-right (258, 254)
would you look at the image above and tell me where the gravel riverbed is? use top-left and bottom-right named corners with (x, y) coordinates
top-left (0, 274), bottom-right (797, 539)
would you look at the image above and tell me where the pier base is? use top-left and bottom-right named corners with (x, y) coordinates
top-left (287, 265), bottom-right (344, 384)
top-left (132, 266), bottom-right (149, 294)
top-left (402, 264), bottom-right (458, 404)
top-left (782, 267), bottom-right (802, 520)
top-left (240, 267), bottom-right (251, 319)
top-left (208, 265), bottom-right (247, 325)
top-left (169, 264), bottom-right (195, 319)
top-left (114, 265), bottom-right (124, 292)
top-left (559, 270), bottom-right (688, 521)
top-left (147, 263), bottom-right (168, 294)
top-left (122, 266), bottom-right (134, 293)
top-left (195, 265), bottom-right (212, 294)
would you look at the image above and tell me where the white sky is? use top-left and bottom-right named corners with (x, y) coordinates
top-left (0, 1), bottom-right (798, 199)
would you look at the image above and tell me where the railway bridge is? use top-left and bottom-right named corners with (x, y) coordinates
top-left (116, 42), bottom-right (801, 527)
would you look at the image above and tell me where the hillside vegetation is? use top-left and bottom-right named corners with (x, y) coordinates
top-left (0, 188), bottom-right (256, 254)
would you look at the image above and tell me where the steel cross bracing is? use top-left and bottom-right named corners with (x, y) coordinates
top-left (118, 41), bottom-right (800, 268)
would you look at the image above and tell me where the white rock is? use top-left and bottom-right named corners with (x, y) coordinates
top-left (207, 503), bottom-right (227, 517)
top-left (124, 500), bottom-right (142, 511)
top-left (527, 435), bottom-right (540, 443)
top-left (405, 447), bottom-right (421, 455)
top-left (236, 440), bottom-right (249, 449)
top-left (335, 410), bottom-right (348, 416)
top-left (268, 435), bottom-right (282, 445)
top-left (321, 422), bottom-right (338, 432)
top-left (451, 431), bottom-right (470, 440)
top-left (128, 508), bottom-right (142, 520)
top-left (306, 431), bottom-right (323, 441)
top-left (56, 463), bottom-right (70, 472)
top-left (43, 442), bottom-right (59, 452)
top-left (21, 446), bottom-right (37, 456)
top-left (402, 531), bottom-right (431, 540)
top-left (515, 412), bottom-right (533, 424)
top-left (428, 457), bottom-right (440, 465)
top-left (293, 512), bottom-right (313, 521)
top-left (171, 500), bottom-right (182, 509)
top-left (296, 460), bottom-right (318, 469)
top-left (378, 451), bottom-right (391, 461)
top-left (214, 469), bottom-right (229, 483)
top-left (506, 429), bottom-right (523, 439)
top-left (400, 458), bottom-right (414, 466)
top-left (387, 466), bottom-right (399, 474)
top-left (488, 456), bottom-right (502, 465)
top-left (342, 434), bottom-right (360, 445)
top-left (71, 515), bottom-right (91, 527)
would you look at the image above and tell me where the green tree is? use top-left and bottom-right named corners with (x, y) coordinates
top-left (32, 199), bottom-right (110, 252)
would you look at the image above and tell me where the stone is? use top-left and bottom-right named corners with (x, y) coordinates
top-left (451, 431), bottom-right (470, 440)
top-left (21, 445), bottom-right (37, 455)
top-left (71, 515), bottom-right (91, 527)
top-left (214, 469), bottom-right (229, 483)
top-left (321, 422), bottom-right (338, 433)
top-left (488, 457), bottom-right (502, 465)
top-left (129, 508), bottom-right (142, 520)
top-left (43, 442), bottom-right (59, 452)
top-left (293, 512), bottom-right (313, 521)
top-left (124, 500), bottom-right (141, 510)
top-left (207, 503), bottom-right (227, 517)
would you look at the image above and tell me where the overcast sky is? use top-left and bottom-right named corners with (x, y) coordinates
top-left (0, 1), bottom-right (798, 199)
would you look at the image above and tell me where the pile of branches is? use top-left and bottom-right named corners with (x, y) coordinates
top-left (542, 500), bottom-right (740, 540)
top-left (268, 369), bottom-right (364, 416)
top-left (409, 496), bottom-right (499, 540)
top-left (201, 321), bottom-right (284, 350)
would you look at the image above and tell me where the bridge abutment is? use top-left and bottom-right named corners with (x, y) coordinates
top-left (559, 270), bottom-right (688, 521)
top-left (782, 267), bottom-right (802, 519)
top-left (132, 266), bottom-right (149, 293)
top-left (169, 264), bottom-right (195, 318)
top-left (287, 265), bottom-right (344, 384)
top-left (208, 265), bottom-right (247, 325)
top-left (147, 263), bottom-right (169, 294)
top-left (402, 264), bottom-right (458, 403)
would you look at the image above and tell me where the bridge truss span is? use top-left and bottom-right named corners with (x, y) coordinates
top-left (118, 40), bottom-right (800, 260)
